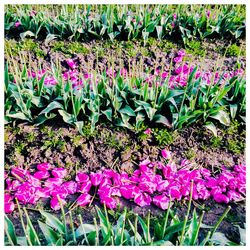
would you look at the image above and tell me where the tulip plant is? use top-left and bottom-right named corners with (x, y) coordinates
top-left (5, 5), bottom-right (245, 44)
top-left (5, 50), bottom-right (246, 135)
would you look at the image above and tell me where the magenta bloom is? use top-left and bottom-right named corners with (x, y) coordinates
top-left (77, 193), bottom-right (92, 207)
top-left (11, 167), bottom-right (28, 179)
top-left (153, 195), bottom-right (170, 210)
top-left (5, 201), bottom-right (15, 213)
top-left (101, 196), bottom-right (117, 209)
top-left (62, 181), bottom-right (77, 194)
top-left (213, 193), bottom-right (229, 204)
top-left (161, 149), bottom-right (171, 159)
top-left (90, 172), bottom-right (103, 186)
top-left (134, 192), bottom-right (151, 207)
top-left (173, 13), bottom-right (177, 20)
top-left (66, 59), bottom-right (77, 69)
top-left (174, 56), bottom-right (182, 63)
top-left (79, 181), bottom-right (92, 193)
top-left (34, 170), bottom-right (50, 180)
top-left (37, 163), bottom-right (52, 171)
top-left (51, 168), bottom-right (67, 179)
top-left (144, 128), bottom-right (152, 135)
top-left (177, 50), bottom-right (186, 57)
top-left (206, 10), bottom-right (211, 18)
top-left (76, 172), bottom-right (89, 182)
top-left (50, 196), bottom-right (66, 211)
top-left (171, 22), bottom-right (175, 28)
top-left (15, 21), bottom-right (21, 28)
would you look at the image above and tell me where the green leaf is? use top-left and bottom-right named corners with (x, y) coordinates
top-left (39, 101), bottom-right (64, 115)
top-left (4, 215), bottom-right (17, 245)
top-left (40, 211), bottom-right (65, 234)
top-left (38, 221), bottom-right (60, 245)
top-left (55, 237), bottom-right (64, 246)
top-left (138, 216), bottom-right (149, 243)
top-left (229, 104), bottom-right (238, 119)
top-left (102, 108), bottom-right (112, 122)
top-left (204, 122), bottom-right (217, 137)
top-left (210, 110), bottom-right (230, 126)
top-left (7, 112), bottom-right (32, 122)
top-left (119, 105), bottom-right (136, 117)
top-left (164, 221), bottom-right (191, 241)
top-left (153, 114), bottom-right (172, 128)
top-left (58, 109), bottom-right (75, 124)
top-left (75, 224), bottom-right (96, 238)
top-left (33, 113), bottom-right (56, 125)
top-left (20, 31), bottom-right (35, 40)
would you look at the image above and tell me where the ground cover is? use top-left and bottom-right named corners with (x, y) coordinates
top-left (4, 4), bottom-right (246, 246)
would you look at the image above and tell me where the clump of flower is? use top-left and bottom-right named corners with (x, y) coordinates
top-left (4, 148), bottom-right (246, 214)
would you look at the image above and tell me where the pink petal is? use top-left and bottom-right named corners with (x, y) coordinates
top-left (77, 193), bottom-right (92, 207)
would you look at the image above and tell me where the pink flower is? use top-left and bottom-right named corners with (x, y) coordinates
top-left (90, 172), bottom-right (103, 186)
top-left (66, 59), bottom-right (77, 69)
top-left (79, 180), bottom-right (92, 193)
top-left (101, 196), bottom-right (117, 209)
top-left (161, 149), bottom-right (171, 159)
top-left (206, 10), bottom-right (211, 18)
top-left (169, 186), bottom-right (182, 200)
top-left (15, 21), bottom-right (21, 28)
top-left (157, 180), bottom-right (169, 192)
top-left (37, 163), bottom-right (52, 171)
top-left (161, 71), bottom-right (168, 79)
top-left (11, 167), bottom-right (28, 179)
top-left (138, 181), bottom-right (157, 194)
top-left (227, 190), bottom-right (241, 201)
top-left (34, 170), bottom-right (50, 180)
top-left (5, 201), bottom-right (15, 213)
top-left (177, 50), bottom-right (186, 57)
top-left (77, 193), bottom-right (92, 207)
top-left (50, 196), bottom-right (66, 211)
top-left (51, 168), bottom-right (67, 179)
top-left (134, 192), bottom-right (151, 207)
top-left (173, 13), bottom-right (177, 20)
top-left (76, 172), bottom-right (89, 182)
top-left (62, 181), bottom-right (77, 194)
top-left (174, 56), bottom-right (183, 63)
top-left (213, 193), bottom-right (229, 204)
top-left (153, 195), bottom-right (170, 210)
top-left (171, 22), bottom-right (175, 28)
top-left (144, 128), bottom-right (152, 135)
top-left (44, 178), bottom-right (64, 188)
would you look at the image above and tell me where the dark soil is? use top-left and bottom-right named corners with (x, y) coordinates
top-left (5, 37), bottom-right (246, 77)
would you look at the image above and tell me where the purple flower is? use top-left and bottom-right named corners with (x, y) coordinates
top-left (51, 168), bottom-right (67, 179)
top-left (144, 128), bottom-right (152, 135)
top-left (77, 193), bottom-right (92, 207)
top-left (206, 10), bottom-right (211, 18)
top-left (37, 163), bottom-right (52, 171)
top-left (134, 192), bottom-right (151, 207)
top-left (79, 180), bottom-right (92, 193)
top-left (75, 172), bottom-right (89, 182)
top-left (90, 172), bottom-right (103, 186)
top-left (62, 181), bottom-right (77, 194)
top-left (34, 170), bottom-right (50, 180)
top-left (66, 59), bottom-right (77, 69)
top-left (153, 195), bottom-right (170, 210)
top-left (161, 149), bottom-right (171, 159)
top-left (101, 196), bottom-right (117, 209)
top-left (15, 21), bottom-right (21, 28)
top-left (50, 196), bottom-right (66, 211)
top-left (213, 193), bottom-right (229, 204)
top-left (5, 201), bottom-right (15, 213)
top-left (171, 22), bottom-right (175, 28)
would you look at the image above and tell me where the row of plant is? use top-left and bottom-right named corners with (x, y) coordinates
top-left (5, 50), bottom-right (246, 135)
top-left (5, 148), bottom-right (246, 215)
top-left (5, 201), bottom-right (238, 246)
top-left (5, 5), bottom-right (245, 45)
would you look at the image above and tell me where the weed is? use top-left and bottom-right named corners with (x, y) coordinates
top-left (14, 141), bottom-right (26, 155)
top-left (210, 136), bottom-right (222, 149)
top-left (186, 40), bottom-right (205, 57)
top-left (185, 148), bottom-right (196, 160)
top-left (226, 44), bottom-right (244, 57)
top-left (154, 129), bottom-right (177, 146)
top-left (52, 41), bottom-right (90, 55)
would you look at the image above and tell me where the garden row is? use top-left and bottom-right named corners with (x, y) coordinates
top-left (5, 5), bottom-right (245, 44)
top-left (5, 53), bottom-right (246, 136)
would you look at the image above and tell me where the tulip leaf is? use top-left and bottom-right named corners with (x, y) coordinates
top-left (38, 221), bottom-right (60, 245)
top-left (4, 215), bottom-right (17, 245)
top-left (40, 211), bottom-right (65, 234)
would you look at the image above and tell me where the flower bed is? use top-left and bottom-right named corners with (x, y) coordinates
top-left (5, 149), bottom-right (246, 213)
